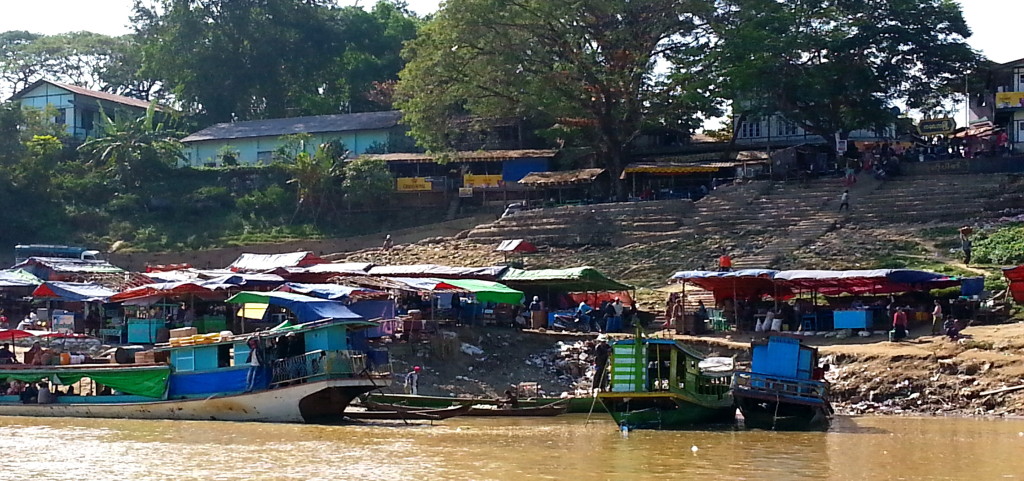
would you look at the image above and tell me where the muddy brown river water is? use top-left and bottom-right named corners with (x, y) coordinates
top-left (1, 415), bottom-right (1022, 480)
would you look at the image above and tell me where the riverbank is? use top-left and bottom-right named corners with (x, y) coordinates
top-left (383, 322), bottom-right (1024, 418)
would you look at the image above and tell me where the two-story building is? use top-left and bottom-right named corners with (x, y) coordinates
top-left (180, 110), bottom-right (409, 166)
top-left (969, 57), bottom-right (1024, 152)
top-left (7, 79), bottom-right (158, 139)
top-left (733, 114), bottom-right (895, 149)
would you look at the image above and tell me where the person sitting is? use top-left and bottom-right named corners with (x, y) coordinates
top-left (37, 382), bottom-right (55, 404)
top-left (0, 343), bottom-right (17, 364)
top-left (20, 382), bottom-right (39, 404)
top-left (6, 380), bottom-right (24, 395)
top-left (943, 317), bottom-right (960, 340)
top-left (501, 385), bottom-right (520, 409)
top-left (23, 342), bottom-right (42, 365)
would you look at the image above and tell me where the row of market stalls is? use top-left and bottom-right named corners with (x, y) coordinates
top-left (669, 269), bottom-right (980, 333)
top-left (1, 251), bottom-right (633, 343)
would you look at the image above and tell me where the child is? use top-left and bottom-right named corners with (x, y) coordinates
top-left (943, 317), bottom-right (959, 340)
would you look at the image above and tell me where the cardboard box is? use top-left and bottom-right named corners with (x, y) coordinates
top-left (169, 327), bottom-right (198, 339)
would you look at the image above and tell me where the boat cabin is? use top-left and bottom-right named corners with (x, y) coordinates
top-left (750, 335), bottom-right (818, 380)
top-left (609, 338), bottom-right (730, 397)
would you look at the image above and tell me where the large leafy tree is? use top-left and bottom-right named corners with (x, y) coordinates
top-left (397, 0), bottom-right (719, 200)
top-left (713, 0), bottom-right (980, 146)
top-left (134, 0), bottom-right (420, 124)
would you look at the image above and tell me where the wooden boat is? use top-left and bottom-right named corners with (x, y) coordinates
top-left (597, 336), bottom-right (736, 430)
top-left (0, 312), bottom-right (391, 423)
top-left (464, 400), bottom-right (569, 417)
top-left (732, 336), bottom-right (833, 431)
top-left (345, 403), bottom-right (471, 421)
top-left (366, 398), bottom-right (569, 417)
top-left (366, 393), bottom-right (604, 413)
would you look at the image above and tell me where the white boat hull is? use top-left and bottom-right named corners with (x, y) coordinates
top-left (0, 379), bottom-right (386, 423)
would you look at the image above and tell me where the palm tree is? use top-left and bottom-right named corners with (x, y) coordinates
top-left (78, 105), bottom-right (185, 188)
top-left (288, 141), bottom-right (348, 223)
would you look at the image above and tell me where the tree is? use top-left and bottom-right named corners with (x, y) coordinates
top-left (342, 156), bottom-right (393, 207)
top-left (287, 141), bottom-right (347, 222)
top-left (78, 106), bottom-right (185, 188)
top-left (713, 0), bottom-right (980, 147)
top-left (133, 0), bottom-right (420, 124)
top-left (397, 0), bottom-right (718, 200)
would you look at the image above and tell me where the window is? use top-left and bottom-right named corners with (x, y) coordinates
top-left (256, 151), bottom-right (273, 163)
top-left (776, 120), bottom-right (798, 137)
top-left (740, 120), bottom-right (762, 138)
top-left (81, 109), bottom-right (96, 132)
top-left (55, 108), bottom-right (66, 125)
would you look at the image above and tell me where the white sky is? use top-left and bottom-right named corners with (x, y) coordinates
top-left (0, 0), bottom-right (1016, 63)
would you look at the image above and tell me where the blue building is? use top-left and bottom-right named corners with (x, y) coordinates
top-left (180, 110), bottom-right (407, 167)
top-left (8, 79), bottom-right (159, 139)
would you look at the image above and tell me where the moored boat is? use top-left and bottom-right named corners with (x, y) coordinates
top-left (732, 335), bottom-right (833, 431)
top-left (0, 292), bottom-right (391, 423)
top-left (345, 403), bottom-right (471, 421)
top-left (597, 337), bottom-right (735, 430)
top-left (365, 393), bottom-right (603, 413)
top-left (365, 398), bottom-right (569, 417)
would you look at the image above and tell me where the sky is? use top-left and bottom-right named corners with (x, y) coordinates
top-left (0, 0), bottom-right (1017, 63)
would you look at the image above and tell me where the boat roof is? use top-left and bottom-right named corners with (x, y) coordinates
top-left (611, 338), bottom-right (707, 360)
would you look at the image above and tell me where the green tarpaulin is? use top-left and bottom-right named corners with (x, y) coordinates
top-left (499, 267), bottom-right (632, 292)
top-left (439, 278), bottom-right (525, 305)
top-left (2, 365), bottom-right (170, 398)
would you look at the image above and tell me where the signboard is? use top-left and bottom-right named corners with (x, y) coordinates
top-left (458, 187), bottom-right (474, 198)
top-left (463, 174), bottom-right (503, 188)
top-left (396, 177), bottom-right (432, 192)
top-left (918, 118), bottom-right (956, 136)
top-left (836, 139), bottom-right (848, 155)
top-left (995, 92), bottom-right (1024, 109)
top-left (52, 314), bottom-right (75, 334)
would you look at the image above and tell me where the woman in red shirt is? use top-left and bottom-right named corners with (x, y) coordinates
top-left (892, 307), bottom-right (909, 341)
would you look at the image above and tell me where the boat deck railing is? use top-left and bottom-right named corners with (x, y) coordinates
top-left (271, 350), bottom-right (328, 386)
top-left (732, 371), bottom-right (829, 400)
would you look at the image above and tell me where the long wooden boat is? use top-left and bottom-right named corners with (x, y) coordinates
top-left (366, 393), bottom-right (605, 413)
top-left (732, 336), bottom-right (833, 431)
top-left (597, 337), bottom-right (736, 430)
top-left (0, 316), bottom-right (391, 423)
top-left (344, 404), bottom-right (471, 421)
top-left (465, 400), bottom-right (569, 417)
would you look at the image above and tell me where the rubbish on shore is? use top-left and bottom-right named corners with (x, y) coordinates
top-left (460, 343), bottom-right (484, 356)
top-left (978, 384), bottom-right (1024, 397)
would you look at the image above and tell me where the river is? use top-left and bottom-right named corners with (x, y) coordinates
top-left (1, 415), bottom-right (1022, 480)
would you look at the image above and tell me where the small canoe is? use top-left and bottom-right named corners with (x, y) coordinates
top-left (464, 400), bottom-right (569, 417)
top-left (345, 403), bottom-right (472, 421)
top-left (366, 393), bottom-right (604, 413)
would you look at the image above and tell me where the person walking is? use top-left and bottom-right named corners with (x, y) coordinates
top-left (839, 189), bottom-right (850, 212)
top-left (593, 337), bottom-right (611, 392)
top-left (959, 228), bottom-right (973, 265)
top-left (892, 307), bottom-right (909, 342)
top-left (931, 300), bottom-right (944, 336)
top-left (405, 366), bottom-right (421, 395)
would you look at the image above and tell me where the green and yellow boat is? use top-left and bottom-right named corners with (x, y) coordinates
top-left (598, 337), bottom-right (735, 430)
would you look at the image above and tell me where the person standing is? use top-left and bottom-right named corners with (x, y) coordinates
top-left (405, 366), bottom-right (421, 395)
top-left (960, 230), bottom-right (972, 265)
top-left (717, 253), bottom-right (733, 272)
top-left (593, 337), bottom-right (611, 392)
top-left (892, 307), bottom-right (909, 342)
top-left (839, 190), bottom-right (850, 212)
top-left (382, 234), bottom-right (394, 252)
top-left (609, 297), bottom-right (624, 333)
top-left (931, 300), bottom-right (944, 335)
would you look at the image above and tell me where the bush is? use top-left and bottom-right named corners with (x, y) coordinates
top-left (973, 223), bottom-right (1024, 265)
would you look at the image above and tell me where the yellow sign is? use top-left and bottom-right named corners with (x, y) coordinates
top-left (918, 118), bottom-right (956, 136)
top-left (995, 92), bottom-right (1024, 109)
top-left (463, 174), bottom-right (502, 188)
top-left (396, 177), bottom-right (432, 191)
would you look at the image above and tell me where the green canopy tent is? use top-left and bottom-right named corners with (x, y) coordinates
top-left (438, 278), bottom-right (525, 305)
top-left (498, 267), bottom-right (632, 292)
top-left (2, 365), bottom-right (170, 398)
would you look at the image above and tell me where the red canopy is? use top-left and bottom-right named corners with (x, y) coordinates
top-left (110, 282), bottom-right (225, 303)
top-left (1005, 266), bottom-right (1024, 303)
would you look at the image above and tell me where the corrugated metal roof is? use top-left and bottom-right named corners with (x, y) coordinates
top-left (228, 252), bottom-right (327, 272)
top-left (365, 149), bottom-right (558, 163)
top-left (519, 168), bottom-right (605, 186)
top-left (9, 79), bottom-right (164, 111)
top-left (182, 110), bottom-right (402, 142)
top-left (13, 257), bottom-right (125, 274)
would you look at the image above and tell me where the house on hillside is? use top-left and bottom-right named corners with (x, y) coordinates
top-left (969, 57), bottom-right (1024, 153)
top-left (7, 79), bottom-right (160, 139)
top-left (180, 111), bottom-right (410, 167)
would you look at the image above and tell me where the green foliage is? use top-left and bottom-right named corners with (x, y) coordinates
top-left (133, 0), bottom-right (421, 124)
top-left (712, 0), bottom-right (980, 143)
top-left (342, 156), bottom-right (393, 206)
top-left (273, 133), bottom-right (313, 164)
top-left (397, 0), bottom-right (719, 199)
top-left (77, 105), bottom-right (185, 188)
top-left (973, 224), bottom-right (1024, 265)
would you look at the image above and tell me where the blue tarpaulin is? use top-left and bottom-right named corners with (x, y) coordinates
top-left (278, 283), bottom-right (376, 300)
top-left (32, 281), bottom-right (117, 302)
top-left (168, 367), bottom-right (267, 396)
top-left (225, 291), bottom-right (364, 323)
